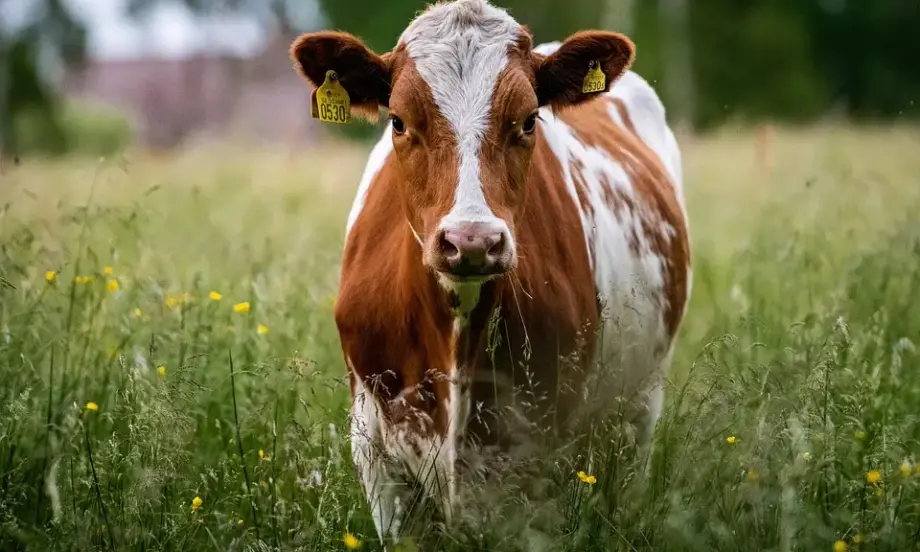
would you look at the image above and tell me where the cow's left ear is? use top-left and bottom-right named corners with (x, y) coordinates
top-left (290, 31), bottom-right (392, 121)
top-left (534, 31), bottom-right (635, 110)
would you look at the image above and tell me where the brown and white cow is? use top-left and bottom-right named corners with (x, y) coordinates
top-left (290, 0), bottom-right (690, 544)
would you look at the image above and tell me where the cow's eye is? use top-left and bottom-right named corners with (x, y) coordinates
top-left (391, 115), bottom-right (406, 135)
top-left (521, 112), bottom-right (538, 135)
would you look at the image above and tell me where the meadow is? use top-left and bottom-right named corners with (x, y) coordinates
top-left (1, 124), bottom-right (919, 551)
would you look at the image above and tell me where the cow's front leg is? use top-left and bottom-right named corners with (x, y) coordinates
top-left (350, 380), bottom-right (410, 545)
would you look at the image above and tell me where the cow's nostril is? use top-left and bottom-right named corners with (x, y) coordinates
top-left (487, 233), bottom-right (505, 257)
top-left (439, 231), bottom-right (460, 261)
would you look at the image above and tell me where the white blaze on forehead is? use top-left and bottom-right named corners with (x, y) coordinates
top-left (399, 0), bottom-right (520, 224)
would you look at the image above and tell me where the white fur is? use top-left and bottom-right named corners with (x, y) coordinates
top-left (350, 373), bottom-right (405, 542)
top-left (399, 0), bottom-right (518, 250)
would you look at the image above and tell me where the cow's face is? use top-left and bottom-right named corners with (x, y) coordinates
top-left (291, 0), bottom-right (634, 289)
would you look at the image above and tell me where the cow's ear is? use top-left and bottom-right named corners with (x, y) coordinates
top-left (534, 31), bottom-right (635, 110)
top-left (290, 31), bottom-right (391, 121)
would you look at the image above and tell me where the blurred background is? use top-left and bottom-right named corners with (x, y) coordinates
top-left (1, 0), bottom-right (918, 159)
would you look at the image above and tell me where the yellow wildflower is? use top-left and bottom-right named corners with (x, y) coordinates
top-left (576, 470), bottom-right (597, 484)
top-left (209, 291), bottom-right (222, 301)
top-left (257, 324), bottom-right (269, 335)
top-left (233, 302), bottom-right (250, 313)
top-left (103, 266), bottom-right (113, 276)
top-left (85, 402), bottom-right (99, 412)
top-left (259, 449), bottom-right (266, 461)
top-left (106, 279), bottom-right (119, 292)
top-left (191, 496), bottom-right (203, 513)
top-left (854, 430), bottom-right (866, 441)
top-left (134, 307), bottom-right (143, 318)
top-left (852, 534), bottom-right (863, 544)
top-left (726, 435), bottom-right (737, 444)
top-left (802, 452), bottom-right (811, 461)
top-left (834, 540), bottom-right (847, 552)
top-left (165, 295), bottom-right (179, 309)
top-left (157, 365), bottom-right (166, 378)
top-left (343, 533), bottom-right (361, 549)
top-left (45, 271), bottom-right (57, 283)
top-left (237, 519), bottom-right (244, 526)
top-left (866, 470), bottom-right (882, 484)
top-left (900, 460), bottom-right (912, 477)
top-left (74, 275), bottom-right (93, 285)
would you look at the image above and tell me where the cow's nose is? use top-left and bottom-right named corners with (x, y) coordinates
top-left (436, 222), bottom-right (511, 277)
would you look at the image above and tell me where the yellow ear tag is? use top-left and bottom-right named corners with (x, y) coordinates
top-left (311, 70), bottom-right (351, 124)
top-left (582, 60), bottom-right (606, 94)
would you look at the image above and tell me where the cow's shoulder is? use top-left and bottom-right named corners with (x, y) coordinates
top-left (606, 71), bottom-right (682, 191)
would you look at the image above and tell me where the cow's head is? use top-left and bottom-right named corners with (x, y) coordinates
top-left (291, 0), bottom-right (634, 291)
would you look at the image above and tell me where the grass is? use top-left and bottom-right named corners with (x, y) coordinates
top-left (1, 124), bottom-right (920, 551)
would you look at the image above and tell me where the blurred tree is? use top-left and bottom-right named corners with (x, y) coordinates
top-left (686, 0), bottom-right (829, 129)
top-left (806, 0), bottom-right (920, 120)
top-left (0, 0), bottom-right (87, 157)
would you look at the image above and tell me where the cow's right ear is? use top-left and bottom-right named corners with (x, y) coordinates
top-left (290, 31), bottom-right (391, 121)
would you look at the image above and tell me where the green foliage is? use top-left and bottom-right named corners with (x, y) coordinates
top-left (11, 102), bottom-right (133, 158)
top-left (1, 127), bottom-right (920, 550)
top-left (0, 0), bottom-right (86, 157)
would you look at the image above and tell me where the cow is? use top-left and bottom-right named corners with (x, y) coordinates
top-left (290, 0), bottom-right (691, 545)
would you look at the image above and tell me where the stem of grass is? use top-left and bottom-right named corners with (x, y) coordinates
top-left (229, 349), bottom-right (260, 540)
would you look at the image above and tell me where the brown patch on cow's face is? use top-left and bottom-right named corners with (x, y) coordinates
top-left (386, 54), bottom-right (461, 251)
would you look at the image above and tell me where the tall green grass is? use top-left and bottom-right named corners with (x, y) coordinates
top-left (1, 126), bottom-right (919, 551)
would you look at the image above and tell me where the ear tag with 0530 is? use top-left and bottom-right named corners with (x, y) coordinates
top-left (582, 60), bottom-right (606, 94)
top-left (311, 70), bottom-right (351, 124)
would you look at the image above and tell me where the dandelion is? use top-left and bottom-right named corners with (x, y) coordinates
top-left (191, 496), bottom-right (203, 513)
top-left (134, 307), bottom-right (143, 318)
top-left (103, 266), bottom-right (113, 276)
top-left (343, 533), bottom-right (361, 549)
top-left (106, 280), bottom-right (119, 292)
top-left (834, 540), bottom-right (847, 552)
top-left (157, 365), bottom-right (166, 378)
top-left (233, 302), bottom-right (250, 313)
top-left (900, 460), bottom-right (912, 477)
top-left (866, 470), bottom-right (882, 484)
top-left (259, 449), bottom-right (270, 461)
top-left (85, 402), bottom-right (99, 412)
top-left (576, 470), bottom-right (597, 484)
top-left (257, 324), bottom-right (269, 335)
top-left (802, 452), bottom-right (811, 461)
top-left (45, 270), bottom-right (57, 283)
top-left (209, 291), bottom-right (222, 301)
top-left (726, 435), bottom-right (737, 444)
